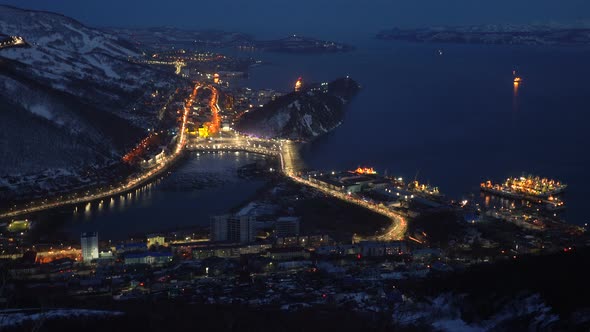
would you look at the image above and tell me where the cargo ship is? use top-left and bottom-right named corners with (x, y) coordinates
top-left (481, 175), bottom-right (567, 208)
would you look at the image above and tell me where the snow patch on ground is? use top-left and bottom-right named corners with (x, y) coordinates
top-left (0, 309), bottom-right (124, 328)
top-left (85, 54), bottom-right (121, 79)
top-left (392, 293), bottom-right (559, 331)
top-left (28, 104), bottom-right (54, 121)
top-left (290, 100), bottom-right (301, 111)
top-left (301, 113), bottom-right (317, 136)
top-left (236, 202), bottom-right (257, 216)
top-left (432, 319), bottom-right (483, 332)
top-left (266, 110), bottom-right (291, 135)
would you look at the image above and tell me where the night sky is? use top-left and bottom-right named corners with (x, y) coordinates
top-left (2, 0), bottom-right (590, 39)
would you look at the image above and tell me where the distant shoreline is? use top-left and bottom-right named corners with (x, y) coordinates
top-left (377, 25), bottom-right (590, 46)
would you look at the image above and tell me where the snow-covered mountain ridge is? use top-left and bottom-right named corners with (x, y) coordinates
top-left (0, 5), bottom-right (180, 198)
top-left (0, 5), bottom-right (179, 125)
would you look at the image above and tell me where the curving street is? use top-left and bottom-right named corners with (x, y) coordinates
top-left (0, 84), bottom-right (200, 220)
top-left (0, 82), bottom-right (406, 241)
top-left (188, 131), bottom-right (407, 240)
top-left (287, 173), bottom-right (407, 241)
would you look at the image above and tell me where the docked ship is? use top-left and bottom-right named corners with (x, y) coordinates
top-left (409, 180), bottom-right (441, 196)
top-left (481, 175), bottom-right (567, 207)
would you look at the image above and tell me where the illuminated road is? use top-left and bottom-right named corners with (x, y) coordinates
top-left (187, 132), bottom-right (407, 241)
top-left (0, 84), bottom-right (200, 220)
top-left (288, 173), bottom-right (407, 241)
top-left (187, 135), bottom-right (282, 157)
top-left (130, 58), bottom-right (185, 76)
top-left (279, 137), bottom-right (406, 240)
top-left (1, 82), bottom-right (406, 240)
top-left (205, 85), bottom-right (222, 135)
top-left (0, 36), bottom-right (25, 49)
top-left (174, 60), bottom-right (185, 75)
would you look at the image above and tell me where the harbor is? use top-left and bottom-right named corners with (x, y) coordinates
top-left (481, 175), bottom-right (567, 209)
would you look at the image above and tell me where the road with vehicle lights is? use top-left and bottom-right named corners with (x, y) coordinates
top-left (1, 83), bottom-right (406, 240)
top-left (187, 131), bottom-right (406, 241)
top-left (0, 84), bottom-right (200, 220)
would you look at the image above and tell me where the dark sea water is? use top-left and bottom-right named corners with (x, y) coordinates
top-left (242, 38), bottom-right (590, 225)
top-left (33, 153), bottom-right (267, 241)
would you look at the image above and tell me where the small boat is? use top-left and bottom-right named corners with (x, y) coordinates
top-left (512, 70), bottom-right (522, 83)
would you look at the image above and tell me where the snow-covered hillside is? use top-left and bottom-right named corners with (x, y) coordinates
top-left (392, 293), bottom-right (563, 331)
top-left (0, 5), bottom-right (179, 126)
top-left (235, 77), bottom-right (360, 140)
top-left (0, 5), bottom-right (181, 197)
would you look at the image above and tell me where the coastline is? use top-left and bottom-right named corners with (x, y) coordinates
top-left (0, 150), bottom-right (188, 221)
